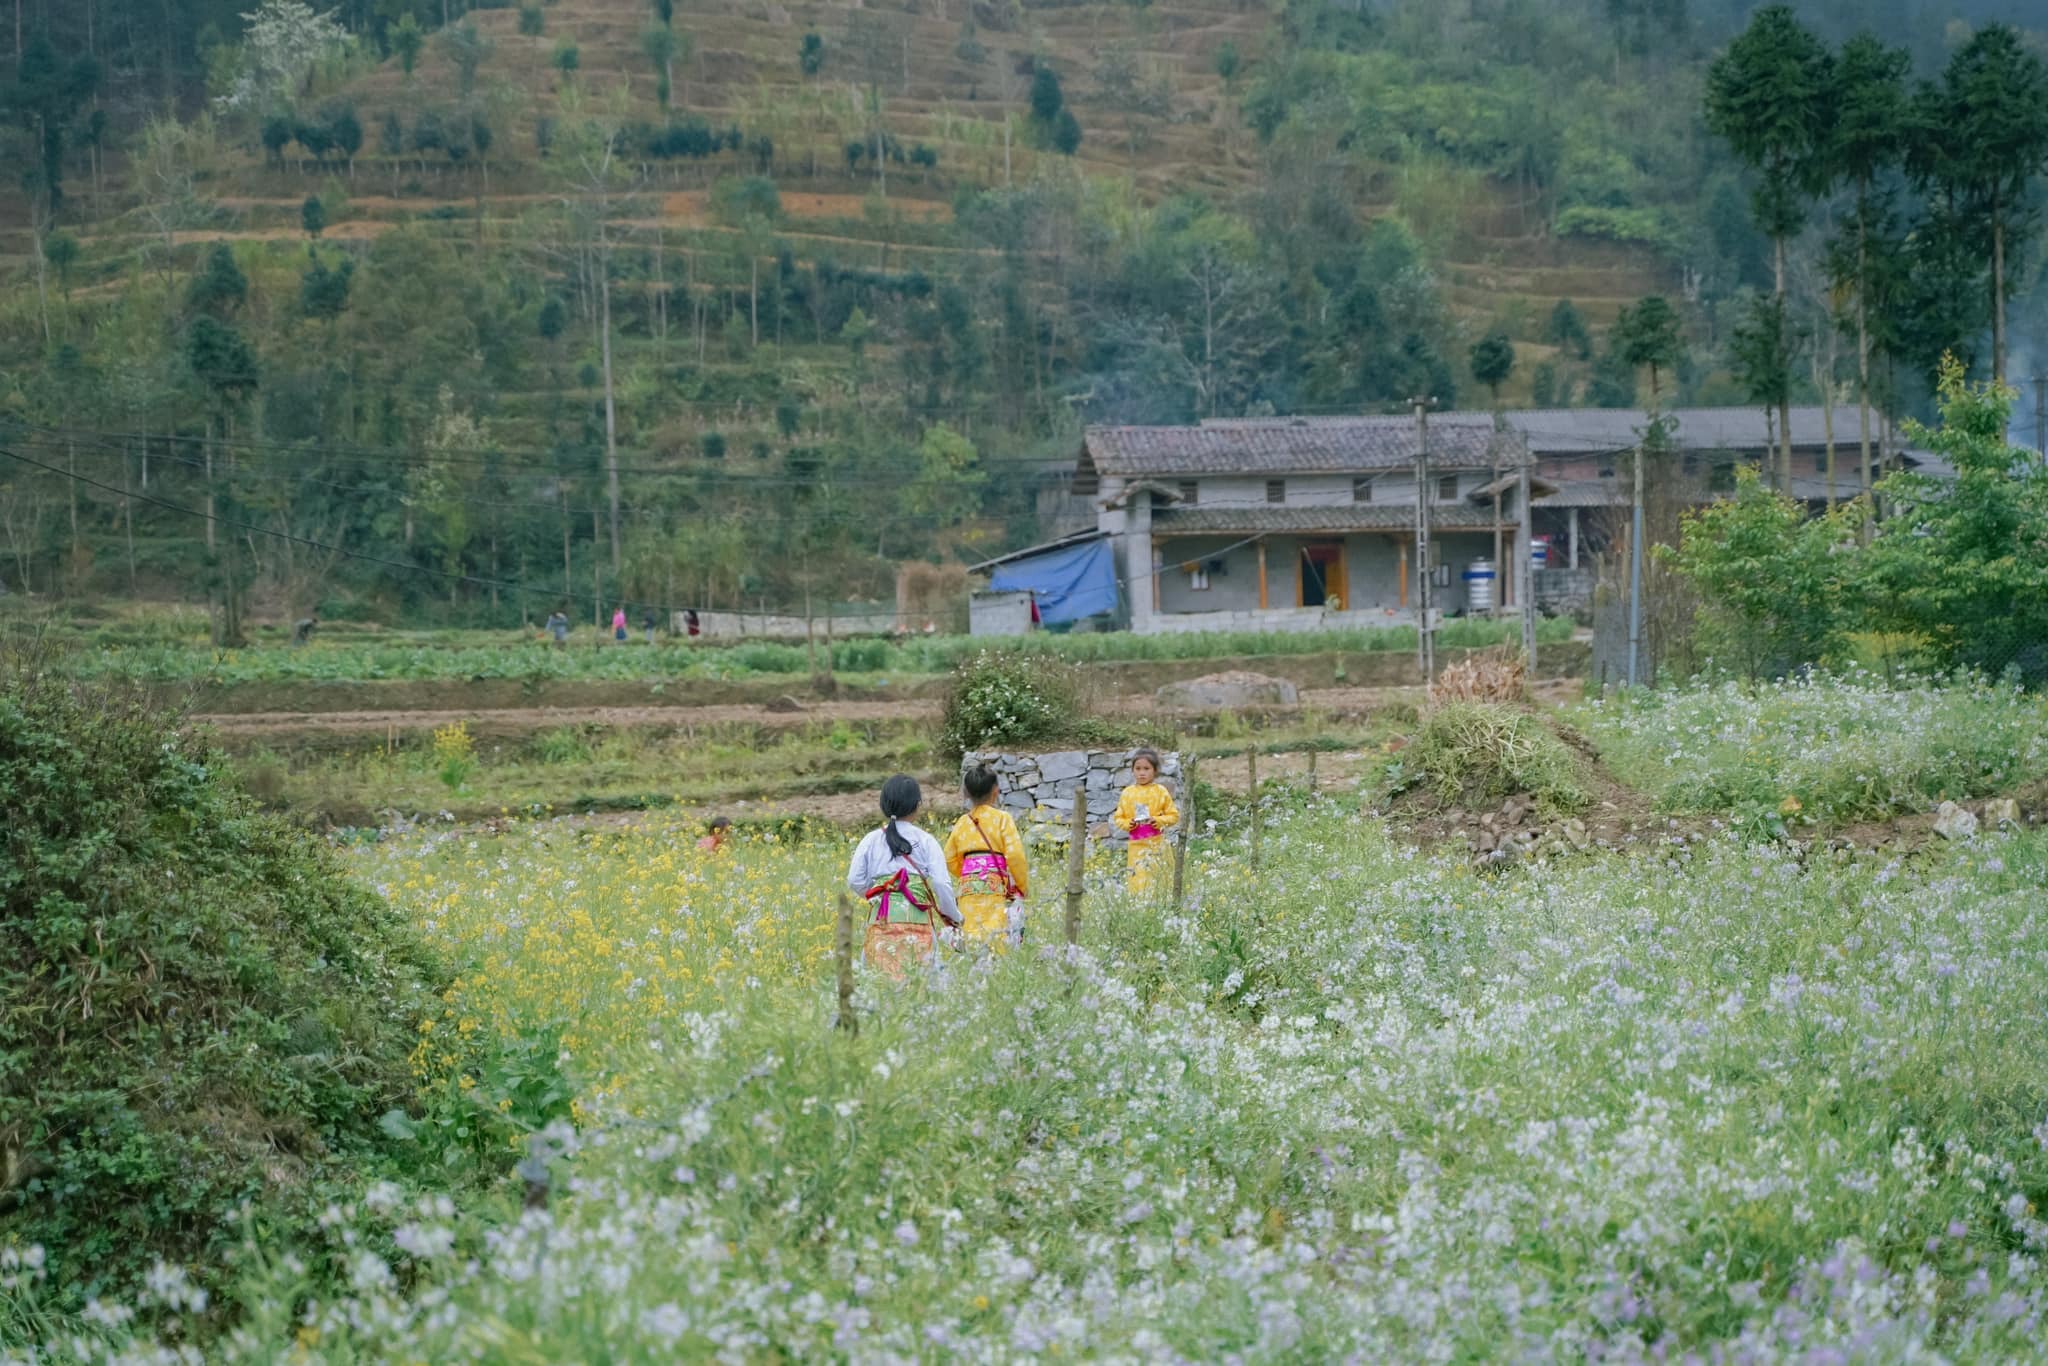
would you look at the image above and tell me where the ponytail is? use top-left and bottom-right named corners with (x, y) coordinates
top-left (879, 773), bottom-right (922, 859)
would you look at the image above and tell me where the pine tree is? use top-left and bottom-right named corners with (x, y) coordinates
top-left (1908, 25), bottom-right (2048, 384)
top-left (1706, 4), bottom-right (1831, 487)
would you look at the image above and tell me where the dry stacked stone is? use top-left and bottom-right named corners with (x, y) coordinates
top-left (961, 748), bottom-right (1184, 841)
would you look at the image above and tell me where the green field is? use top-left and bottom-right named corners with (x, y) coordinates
top-left (38, 618), bottom-right (1576, 685)
top-left (9, 675), bottom-right (2048, 1358)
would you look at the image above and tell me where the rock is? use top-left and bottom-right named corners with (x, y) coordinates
top-left (1038, 751), bottom-right (1088, 784)
top-left (1933, 800), bottom-right (1978, 840)
top-left (1502, 795), bottom-right (1532, 828)
top-left (1981, 797), bottom-right (2020, 828)
top-left (1562, 818), bottom-right (1591, 851)
top-left (1155, 671), bottom-right (1300, 709)
top-left (764, 694), bottom-right (806, 714)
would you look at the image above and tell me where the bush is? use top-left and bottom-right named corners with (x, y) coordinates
top-left (1392, 702), bottom-right (1588, 812)
top-left (940, 649), bottom-right (1088, 755)
top-left (0, 658), bottom-right (441, 1303)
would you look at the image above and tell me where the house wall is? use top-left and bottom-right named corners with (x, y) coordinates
top-left (1177, 471), bottom-right (1483, 510)
top-left (1147, 530), bottom-right (1503, 621)
top-left (1156, 536), bottom-right (1265, 613)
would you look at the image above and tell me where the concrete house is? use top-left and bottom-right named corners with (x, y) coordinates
top-left (967, 406), bottom-right (1948, 637)
top-left (1078, 415), bottom-right (1532, 635)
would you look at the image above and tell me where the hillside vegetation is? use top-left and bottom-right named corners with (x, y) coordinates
top-left (1, 0), bottom-right (2044, 632)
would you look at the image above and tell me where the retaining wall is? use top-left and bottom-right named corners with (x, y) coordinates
top-left (961, 748), bottom-right (1184, 838)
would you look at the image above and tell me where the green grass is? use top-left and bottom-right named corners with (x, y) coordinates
top-left (37, 617), bottom-right (1576, 685)
top-left (1576, 671), bottom-right (2048, 828)
top-left (1383, 700), bottom-right (1590, 813)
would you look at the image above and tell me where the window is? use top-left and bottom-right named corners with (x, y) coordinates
top-left (1352, 477), bottom-right (1374, 503)
top-left (1177, 479), bottom-right (1199, 505)
top-left (1437, 473), bottom-right (1459, 501)
top-left (1266, 479), bottom-right (1286, 505)
top-left (1189, 565), bottom-right (1211, 591)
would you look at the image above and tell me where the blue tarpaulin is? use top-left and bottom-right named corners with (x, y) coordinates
top-left (989, 537), bottom-right (1118, 624)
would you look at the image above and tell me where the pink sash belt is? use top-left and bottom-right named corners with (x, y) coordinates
top-left (1129, 823), bottom-right (1161, 841)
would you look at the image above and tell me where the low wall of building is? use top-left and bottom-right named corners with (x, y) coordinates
top-left (1135, 606), bottom-right (1426, 636)
top-left (960, 748), bottom-right (1184, 839)
top-left (674, 609), bottom-right (902, 639)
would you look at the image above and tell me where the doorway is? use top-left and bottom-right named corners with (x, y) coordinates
top-left (1299, 541), bottom-right (1345, 608)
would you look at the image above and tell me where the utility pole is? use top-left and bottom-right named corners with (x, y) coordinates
top-left (1518, 442), bottom-right (1537, 671)
top-left (1626, 431), bottom-right (1647, 688)
top-left (1412, 398), bottom-right (1436, 687)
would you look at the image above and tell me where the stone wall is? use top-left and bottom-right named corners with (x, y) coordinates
top-left (961, 748), bottom-right (1184, 839)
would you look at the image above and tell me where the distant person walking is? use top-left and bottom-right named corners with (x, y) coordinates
top-left (291, 613), bottom-right (319, 646)
top-left (846, 775), bottom-right (961, 979)
top-left (642, 607), bottom-right (658, 644)
top-left (546, 609), bottom-right (570, 648)
top-left (612, 606), bottom-right (628, 643)
top-left (685, 608), bottom-right (701, 639)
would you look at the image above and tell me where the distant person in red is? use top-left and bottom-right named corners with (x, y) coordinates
top-left (612, 606), bottom-right (628, 643)
top-left (1029, 594), bottom-right (1041, 627)
top-left (697, 816), bottom-right (731, 852)
top-left (685, 608), bottom-right (701, 639)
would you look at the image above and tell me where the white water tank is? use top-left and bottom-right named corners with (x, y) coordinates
top-left (1463, 558), bottom-right (1496, 613)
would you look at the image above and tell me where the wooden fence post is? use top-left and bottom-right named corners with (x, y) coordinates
top-left (1065, 792), bottom-right (1087, 946)
top-left (1171, 755), bottom-right (1192, 909)
top-left (1306, 746), bottom-right (1318, 795)
top-left (834, 892), bottom-right (858, 1035)
top-left (1248, 748), bottom-right (1262, 869)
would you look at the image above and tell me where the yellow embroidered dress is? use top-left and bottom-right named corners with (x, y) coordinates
top-left (943, 806), bottom-right (1030, 946)
top-left (1113, 781), bottom-right (1180, 894)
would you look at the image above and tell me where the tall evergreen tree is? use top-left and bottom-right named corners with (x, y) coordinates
top-left (1824, 33), bottom-right (1909, 505)
top-left (1706, 4), bottom-right (1831, 486)
top-left (1908, 25), bottom-right (2048, 384)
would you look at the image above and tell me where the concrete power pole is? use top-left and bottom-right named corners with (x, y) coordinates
top-left (1518, 443), bottom-right (1537, 671)
top-left (1412, 398), bottom-right (1436, 687)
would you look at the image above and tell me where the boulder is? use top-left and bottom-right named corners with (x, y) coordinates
top-left (1933, 800), bottom-right (1978, 841)
top-left (1981, 797), bottom-right (2021, 828)
top-left (1155, 671), bottom-right (1300, 709)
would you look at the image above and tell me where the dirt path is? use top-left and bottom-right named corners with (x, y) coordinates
top-left (198, 696), bottom-right (935, 736)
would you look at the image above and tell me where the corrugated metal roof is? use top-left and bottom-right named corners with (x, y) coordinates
top-left (1086, 416), bottom-right (1519, 477)
top-left (1152, 505), bottom-right (1505, 534)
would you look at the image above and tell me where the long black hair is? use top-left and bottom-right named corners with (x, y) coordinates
top-left (880, 773), bottom-right (922, 858)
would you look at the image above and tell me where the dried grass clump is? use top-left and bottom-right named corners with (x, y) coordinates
top-left (1431, 646), bottom-right (1527, 705)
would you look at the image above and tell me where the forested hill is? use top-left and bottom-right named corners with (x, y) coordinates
top-left (1, 0), bottom-right (2044, 630)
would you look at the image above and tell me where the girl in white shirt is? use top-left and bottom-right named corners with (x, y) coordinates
top-left (846, 774), bottom-right (961, 978)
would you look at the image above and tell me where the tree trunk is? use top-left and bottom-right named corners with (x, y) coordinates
top-left (561, 485), bottom-right (572, 598)
top-left (1991, 210), bottom-right (2006, 384)
top-left (203, 422), bottom-right (216, 551)
top-left (123, 439), bottom-right (136, 591)
top-left (1774, 235), bottom-right (1792, 492)
top-left (750, 254), bottom-right (759, 347)
top-left (598, 237), bottom-right (621, 575)
top-left (1857, 193), bottom-right (1873, 533)
top-left (1823, 399), bottom-right (1835, 510)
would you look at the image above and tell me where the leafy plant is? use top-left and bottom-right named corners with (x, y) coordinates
top-left (433, 719), bottom-right (477, 792)
top-left (939, 649), bottom-right (1089, 755)
top-left (1399, 702), bottom-right (1589, 812)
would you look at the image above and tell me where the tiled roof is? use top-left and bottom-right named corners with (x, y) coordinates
top-left (1152, 505), bottom-right (1506, 534)
top-left (1085, 416), bottom-right (1520, 477)
top-left (1492, 406), bottom-right (1926, 456)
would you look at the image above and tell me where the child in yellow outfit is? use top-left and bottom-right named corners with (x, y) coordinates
top-left (943, 765), bottom-right (1030, 947)
top-left (1113, 748), bottom-right (1179, 895)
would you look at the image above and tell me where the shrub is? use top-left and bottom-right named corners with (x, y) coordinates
top-left (0, 658), bottom-right (440, 1303)
top-left (940, 649), bottom-right (1087, 755)
top-left (1393, 702), bottom-right (1588, 812)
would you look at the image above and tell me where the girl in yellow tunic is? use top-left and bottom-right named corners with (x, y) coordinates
top-left (1113, 749), bottom-right (1180, 895)
top-left (943, 765), bottom-right (1030, 948)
